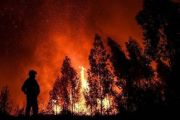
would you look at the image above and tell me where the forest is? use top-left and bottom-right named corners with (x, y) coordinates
top-left (0, 0), bottom-right (180, 119)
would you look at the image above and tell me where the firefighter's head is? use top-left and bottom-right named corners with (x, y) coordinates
top-left (28, 70), bottom-right (37, 79)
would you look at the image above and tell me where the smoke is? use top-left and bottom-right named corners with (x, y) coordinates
top-left (0, 0), bottom-right (144, 108)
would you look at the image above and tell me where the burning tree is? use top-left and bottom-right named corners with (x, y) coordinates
top-left (60, 56), bottom-right (79, 113)
top-left (107, 37), bottom-right (155, 111)
top-left (87, 34), bottom-right (114, 115)
top-left (47, 56), bottom-right (80, 114)
top-left (107, 37), bottom-right (131, 111)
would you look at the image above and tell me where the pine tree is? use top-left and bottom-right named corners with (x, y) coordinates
top-left (52, 76), bottom-right (61, 115)
top-left (46, 76), bottom-right (61, 115)
top-left (136, 0), bottom-right (180, 111)
top-left (126, 37), bottom-right (154, 85)
top-left (47, 56), bottom-right (79, 114)
top-left (46, 90), bottom-right (54, 114)
top-left (107, 37), bottom-right (130, 80)
top-left (59, 56), bottom-right (78, 114)
top-left (107, 37), bottom-right (131, 111)
top-left (88, 34), bottom-right (113, 115)
top-left (156, 59), bottom-right (170, 106)
top-left (125, 37), bottom-right (154, 111)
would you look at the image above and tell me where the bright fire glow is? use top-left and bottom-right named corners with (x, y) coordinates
top-left (52, 99), bottom-right (61, 115)
top-left (73, 66), bottom-right (90, 115)
top-left (53, 105), bottom-right (61, 115)
top-left (52, 66), bottom-right (117, 115)
top-left (103, 97), bottom-right (110, 110)
top-left (79, 66), bottom-right (89, 91)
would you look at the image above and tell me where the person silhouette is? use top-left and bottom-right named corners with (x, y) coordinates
top-left (21, 70), bottom-right (40, 117)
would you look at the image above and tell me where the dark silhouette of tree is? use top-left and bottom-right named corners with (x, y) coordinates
top-left (136, 0), bottom-right (180, 61)
top-left (107, 36), bottom-right (155, 112)
top-left (0, 86), bottom-right (13, 115)
top-left (59, 76), bottom-right (69, 114)
top-left (107, 37), bottom-right (130, 80)
top-left (46, 77), bottom-right (61, 115)
top-left (107, 37), bottom-right (131, 111)
top-left (51, 76), bottom-right (61, 115)
top-left (156, 60), bottom-right (170, 83)
top-left (88, 34), bottom-right (113, 115)
top-left (156, 59), bottom-right (170, 106)
top-left (46, 90), bottom-right (54, 114)
top-left (126, 38), bottom-right (154, 86)
top-left (136, 0), bottom-right (180, 110)
top-left (125, 37), bottom-right (155, 111)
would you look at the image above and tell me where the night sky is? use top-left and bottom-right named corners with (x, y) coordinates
top-left (0, 0), bottom-right (179, 108)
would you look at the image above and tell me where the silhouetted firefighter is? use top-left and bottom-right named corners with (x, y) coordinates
top-left (22, 70), bottom-right (40, 116)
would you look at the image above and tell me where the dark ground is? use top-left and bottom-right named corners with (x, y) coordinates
top-left (0, 110), bottom-right (179, 120)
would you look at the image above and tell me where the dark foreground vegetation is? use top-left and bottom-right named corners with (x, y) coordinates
top-left (0, 109), bottom-right (179, 120)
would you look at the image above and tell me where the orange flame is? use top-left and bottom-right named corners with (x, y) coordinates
top-left (52, 66), bottom-right (118, 115)
top-left (52, 100), bottom-right (61, 115)
top-left (73, 66), bottom-right (90, 115)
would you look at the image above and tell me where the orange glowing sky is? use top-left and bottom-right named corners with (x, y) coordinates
top-left (0, 0), bottom-right (179, 108)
